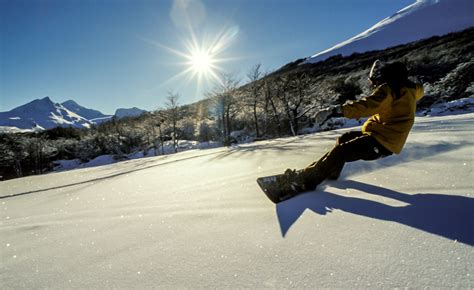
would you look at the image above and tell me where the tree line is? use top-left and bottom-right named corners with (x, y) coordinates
top-left (0, 64), bottom-right (348, 180)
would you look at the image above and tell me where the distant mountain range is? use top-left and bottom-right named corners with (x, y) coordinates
top-left (114, 107), bottom-right (147, 119)
top-left (0, 97), bottom-right (92, 130)
top-left (0, 97), bottom-right (147, 131)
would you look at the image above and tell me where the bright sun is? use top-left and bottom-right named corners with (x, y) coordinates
top-left (190, 50), bottom-right (213, 73)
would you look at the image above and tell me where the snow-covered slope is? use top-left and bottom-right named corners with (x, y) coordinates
top-left (305, 0), bottom-right (474, 64)
top-left (89, 115), bottom-right (114, 124)
top-left (115, 107), bottom-right (147, 119)
top-left (1, 113), bottom-right (472, 288)
top-left (0, 97), bottom-right (92, 130)
top-left (61, 100), bottom-right (111, 121)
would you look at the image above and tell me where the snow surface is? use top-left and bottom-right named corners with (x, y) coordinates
top-left (53, 140), bottom-right (223, 172)
top-left (89, 115), bottom-right (113, 124)
top-left (418, 97), bottom-right (474, 116)
top-left (1, 113), bottom-right (473, 288)
top-left (304, 0), bottom-right (474, 64)
top-left (0, 126), bottom-right (35, 134)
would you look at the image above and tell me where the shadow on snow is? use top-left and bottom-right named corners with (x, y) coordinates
top-left (276, 180), bottom-right (474, 246)
top-left (0, 151), bottom-right (219, 199)
top-left (339, 140), bottom-right (471, 179)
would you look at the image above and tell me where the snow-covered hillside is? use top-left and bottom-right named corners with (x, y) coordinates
top-left (305, 0), bottom-right (474, 64)
top-left (0, 97), bottom-right (92, 130)
top-left (1, 113), bottom-right (472, 288)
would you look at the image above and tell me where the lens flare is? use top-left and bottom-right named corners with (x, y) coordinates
top-left (142, 25), bottom-right (241, 98)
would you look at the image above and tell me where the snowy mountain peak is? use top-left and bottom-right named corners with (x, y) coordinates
top-left (0, 97), bottom-right (147, 130)
top-left (40, 96), bottom-right (53, 102)
top-left (28, 96), bottom-right (54, 107)
top-left (0, 97), bottom-right (92, 130)
top-left (304, 0), bottom-right (474, 64)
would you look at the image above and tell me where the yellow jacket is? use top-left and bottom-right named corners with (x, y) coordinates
top-left (342, 83), bottom-right (424, 154)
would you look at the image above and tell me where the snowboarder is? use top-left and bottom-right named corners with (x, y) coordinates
top-left (272, 60), bottom-right (424, 201)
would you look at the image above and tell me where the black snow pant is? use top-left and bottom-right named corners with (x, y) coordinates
top-left (301, 131), bottom-right (393, 190)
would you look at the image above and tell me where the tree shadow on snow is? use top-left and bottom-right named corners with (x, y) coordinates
top-left (0, 150), bottom-right (219, 199)
top-left (209, 132), bottom-right (342, 161)
top-left (276, 180), bottom-right (474, 246)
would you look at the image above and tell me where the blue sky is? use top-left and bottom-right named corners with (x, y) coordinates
top-left (1, 0), bottom-right (414, 114)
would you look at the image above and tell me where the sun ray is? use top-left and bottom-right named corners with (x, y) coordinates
top-left (195, 71), bottom-right (204, 98)
top-left (155, 66), bottom-right (195, 88)
top-left (209, 26), bottom-right (239, 55)
top-left (208, 69), bottom-right (224, 86)
top-left (139, 37), bottom-right (191, 60)
top-left (212, 56), bottom-right (247, 63)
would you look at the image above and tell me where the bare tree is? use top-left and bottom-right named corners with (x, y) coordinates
top-left (0, 134), bottom-right (25, 178)
top-left (24, 134), bottom-right (56, 175)
top-left (142, 111), bottom-right (163, 155)
top-left (105, 116), bottom-right (126, 156)
top-left (208, 73), bottom-right (241, 145)
top-left (165, 92), bottom-right (183, 153)
top-left (276, 73), bottom-right (315, 136)
top-left (245, 64), bottom-right (264, 137)
top-left (263, 74), bottom-right (283, 137)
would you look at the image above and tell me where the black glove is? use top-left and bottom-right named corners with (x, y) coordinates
top-left (316, 106), bottom-right (343, 125)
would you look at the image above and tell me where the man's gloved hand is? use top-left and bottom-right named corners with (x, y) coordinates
top-left (315, 105), bottom-right (343, 125)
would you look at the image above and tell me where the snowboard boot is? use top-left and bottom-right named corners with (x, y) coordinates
top-left (275, 168), bottom-right (308, 201)
top-left (327, 165), bottom-right (343, 180)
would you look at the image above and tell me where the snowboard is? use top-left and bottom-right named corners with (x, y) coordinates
top-left (257, 174), bottom-right (298, 204)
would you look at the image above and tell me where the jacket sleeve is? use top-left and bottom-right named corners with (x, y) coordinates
top-left (342, 84), bottom-right (392, 119)
top-left (415, 83), bottom-right (424, 101)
